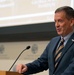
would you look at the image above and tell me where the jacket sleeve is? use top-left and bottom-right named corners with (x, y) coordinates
top-left (22, 43), bottom-right (50, 75)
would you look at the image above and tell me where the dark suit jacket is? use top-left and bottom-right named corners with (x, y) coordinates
top-left (24, 33), bottom-right (74, 75)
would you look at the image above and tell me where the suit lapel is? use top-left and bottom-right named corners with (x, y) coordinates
top-left (61, 33), bottom-right (74, 59)
top-left (61, 33), bottom-right (74, 56)
top-left (50, 36), bottom-right (60, 72)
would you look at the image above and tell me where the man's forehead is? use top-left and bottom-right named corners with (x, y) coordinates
top-left (54, 11), bottom-right (66, 19)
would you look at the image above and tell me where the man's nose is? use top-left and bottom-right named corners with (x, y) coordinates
top-left (55, 22), bottom-right (59, 27)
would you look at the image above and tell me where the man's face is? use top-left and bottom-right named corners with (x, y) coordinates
top-left (54, 11), bottom-right (73, 37)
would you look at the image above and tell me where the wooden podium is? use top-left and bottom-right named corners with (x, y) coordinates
top-left (0, 71), bottom-right (23, 75)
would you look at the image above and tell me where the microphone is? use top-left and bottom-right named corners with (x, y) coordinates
top-left (9, 46), bottom-right (30, 71)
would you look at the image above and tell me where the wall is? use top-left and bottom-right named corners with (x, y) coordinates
top-left (0, 41), bottom-right (49, 75)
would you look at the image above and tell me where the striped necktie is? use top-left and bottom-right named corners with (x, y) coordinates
top-left (54, 38), bottom-right (64, 68)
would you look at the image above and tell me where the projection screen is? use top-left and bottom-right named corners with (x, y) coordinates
top-left (0, 0), bottom-right (74, 27)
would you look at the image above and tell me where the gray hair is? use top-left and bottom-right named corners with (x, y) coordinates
top-left (55, 6), bottom-right (74, 19)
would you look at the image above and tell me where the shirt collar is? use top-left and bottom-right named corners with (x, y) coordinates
top-left (61, 32), bottom-right (74, 41)
top-left (61, 32), bottom-right (74, 46)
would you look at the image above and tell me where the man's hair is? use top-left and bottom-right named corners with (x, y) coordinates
top-left (55, 6), bottom-right (74, 19)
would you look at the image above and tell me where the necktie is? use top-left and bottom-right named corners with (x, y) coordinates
top-left (54, 38), bottom-right (64, 68)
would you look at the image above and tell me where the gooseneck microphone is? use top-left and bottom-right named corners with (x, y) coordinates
top-left (9, 46), bottom-right (30, 71)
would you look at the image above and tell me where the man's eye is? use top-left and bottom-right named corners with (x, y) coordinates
top-left (58, 20), bottom-right (64, 23)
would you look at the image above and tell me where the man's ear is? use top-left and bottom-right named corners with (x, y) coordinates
top-left (70, 18), bottom-right (74, 26)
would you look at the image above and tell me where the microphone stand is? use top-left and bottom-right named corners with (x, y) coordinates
top-left (9, 46), bottom-right (30, 71)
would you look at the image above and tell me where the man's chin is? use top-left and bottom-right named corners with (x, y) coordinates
top-left (57, 32), bottom-right (62, 35)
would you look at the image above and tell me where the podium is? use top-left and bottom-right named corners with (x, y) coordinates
top-left (0, 71), bottom-right (23, 75)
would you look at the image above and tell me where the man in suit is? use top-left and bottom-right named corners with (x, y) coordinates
top-left (15, 6), bottom-right (74, 75)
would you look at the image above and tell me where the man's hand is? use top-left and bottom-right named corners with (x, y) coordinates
top-left (16, 64), bottom-right (28, 73)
